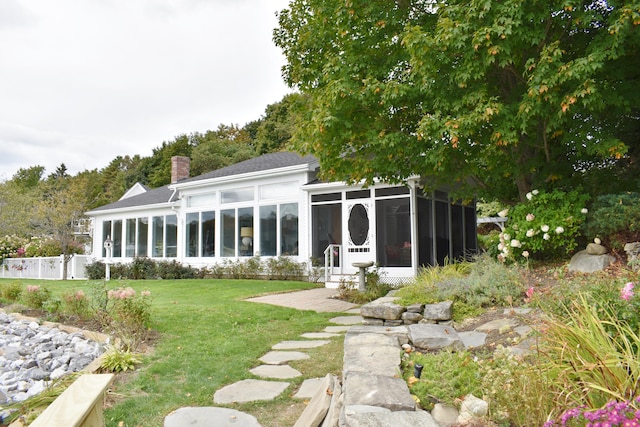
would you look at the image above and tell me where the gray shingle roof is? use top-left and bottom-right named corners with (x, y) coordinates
top-left (87, 152), bottom-right (317, 213)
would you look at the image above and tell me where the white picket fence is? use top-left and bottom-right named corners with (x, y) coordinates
top-left (0, 255), bottom-right (92, 280)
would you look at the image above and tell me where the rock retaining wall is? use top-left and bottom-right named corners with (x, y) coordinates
top-left (360, 297), bottom-right (454, 327)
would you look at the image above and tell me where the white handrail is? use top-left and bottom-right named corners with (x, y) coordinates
top-left (323, 244), bottom-right (342, 282)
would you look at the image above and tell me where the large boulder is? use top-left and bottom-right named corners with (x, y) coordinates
top-left (568, 250), bottom-right (616, 273)
top-left (408, 324), bottom-right (464, 351)
top-left (360, 301), bottom-right (406, 320)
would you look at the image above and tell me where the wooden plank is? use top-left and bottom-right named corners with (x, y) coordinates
top-left (29, 374), bottom-right (114, 427)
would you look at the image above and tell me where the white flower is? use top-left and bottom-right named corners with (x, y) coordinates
top-left (522, 251), bottom-right (530, 258)
top-left (502, 233), bottom-right (511, 241)
top-left (532, 189), bottom-right (539, 195)
top-left (526, 229), bottom-right (535, 237)
top-left (581, 208), bottom-right (588, 214)
top-left (510, 239), bottom-right (522, 248)
top-left (526, 192), bottom-right (533, 200)
top-left (498, 243), bottom-right (504, 251)
top-left (541, 225), bottom-right (549, 232)
top-left (543, 233), bottom-right (550, 240)
top-left (498, 209), bottom-right (509, 218)
top-left (555, 226), bottom-right (564, 234)
top-left (594, 237), bottom-right (601, 245)
top-left (526, 213), bottom-right (535, 221)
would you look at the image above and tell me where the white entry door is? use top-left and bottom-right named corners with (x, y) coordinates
top-left (343, 200), bottom-right (375, 272)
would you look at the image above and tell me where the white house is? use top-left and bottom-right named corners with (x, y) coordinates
top-left (86, 152), bottom-right (477, 285)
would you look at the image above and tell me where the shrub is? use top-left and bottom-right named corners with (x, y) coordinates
top-left (583, 192), bottom-right (640, 249)
top-left (99, 347), bottom-right (142, 373)
top-left (22, 285), bottom-right (51, 309)
top-left (106, 286), bottom-right (153, 351)
top-left (128, 257), bottom-right (156, 279)
top-left (545, 397), bottom-right (640, 427)
top-left (1, 281), bottom-right (23, 302)
top-left (155, 260), bottom-right (197, 279)
top-left (63, 289), bottom-right (91, 319)
top-left (265, 256), bottom-right (305, 281)
top-left (497, 189), bottom-right (590, 262)
top-left (402, 350), bottom-right (483, 411)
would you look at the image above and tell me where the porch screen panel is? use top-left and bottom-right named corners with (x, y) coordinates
top-left (186, 213), bottom-right (199, 257)
top-left (137, 218), bottom-right (148, 257)
top-left (464, 206), bottom-right (478, 258)
top-left (260, 205), bottom-right (277, 256)
top-left (376, 198), bottom-right (411, 267)
top-left (221, 209), bottom-right (235, 257)
top-left (417, 197), bottom-right (434, 266)
top-left (238, 207), bottom-right (254, 257)
top-left (166, 215), bottom-right (177, 258)
top-left (435, 201), bottom-right (450, 264)
top-left (451, 205), bottom-right (464, 260)
top-left (112, 220), bottom-right (122, 258)
top-left (202, 211), bottom-right (215, 257)
top-left (126, 219), bottom-right (136, 257)
top-left (311, 203), bottom-right (342, 262)
top-left (152, 216), bottom-right (164, 257)
top-left (281, 203), bottom-right (298, 255)
top-left (102, 221), bottom-right (110, 257)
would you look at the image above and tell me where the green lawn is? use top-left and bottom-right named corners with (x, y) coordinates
top-left (0, 278), bottom-right (346, 426)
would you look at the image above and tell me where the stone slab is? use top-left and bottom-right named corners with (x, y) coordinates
top-left (346, 325), bottom-right (409, 345)
top-left (259, 351), bottom-right (309, 365)
top-left (324, 326), bottom-right (350, 333)
top-left (475, 318), bottom-right (518, 332)
top-left (293, 374), bottom-right (334, 427)
top-left (343, 373), bottom-right (415, 411)
top-left (360, 301), bottom-right (406, 320)
top-left (344, 332), bottom-right (398, 347)
top-left (329, 316), bottom-right (363, 325)
top-left (301, 332), bottom-right (341, 339)
top-left (343, 345), bottom-right (401, 377)
top-left (293, 378), bottom-right (325, 399)
top-left (321, 378), bottom-right (343, 427)
top-left (213, 379), bottom-right (290, 404)
top-left (344, 308), bottom-right (362, 314)
top-left (273, 340), bottom-right (330, 350)
top-left (343, 409), bottom-right (439, 427)
top-left (408, 324), bottom-right (465, 351)
top-left (568, 250), bottom-right (616, 273)
top-left (250, 364), bottom-right (301, 379)
top-left (458, 331), bottom-right (487, 349)
top-left (164, 407), bottom-right (261, 427)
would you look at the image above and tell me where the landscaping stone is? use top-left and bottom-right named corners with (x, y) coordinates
top-left (401, 312), bottom-right (423, 323)
top-left (324, 326), bottom-right (350, 333)
top-left (249, 365), bottom-right (301, 379)
top-left (458, 331), bottom-right (487, 348)
top-left (408, 324), bottom-right (464, 351)
top-left (342, 372), bottom-right (415, 411)
top-left (423, 301), bottom-right (453, 321)
top-left (259, 351), bottom-right (309, 365)
top-left (586, 242), bottom-right (608, 255)
top-left (301, 332), bottom-right (340, 339)
top-left (343, 410), bottom-right (439, 427)
top-left (431, 403), bottom-right (459, 427)
top-left (294, 378), bottom-right (325, 399)
top-left (344, 332), bottom-right (398, 348)
top-left (272, 340), bottom-right (330, 350)
top-left (328, 316), bottom-right (363, 325)
top-left (475, 318), bottom-right (518, 332)
top-left (213, 379), bottom-right (290, 404)
top-left (624, 242), bottom-right (640, 271)
top-left (346, 325), bottom-right (409, 345)
top-left (321, 378), bottom-right (343, 427)
top-left (360, 301), bottom-right (406, 320)
top-left (293, 374), bottom-right (335, 427)
top-left (343, 343), bottom-right (401, 377)
top-left (568, 250), bottom-right (616, 273)
top-left (457, 394), bottom-right (489, 423)
top-left (406, 303), bottom-right (424, 313)
top-left (362, 318), bottom-right (384, 326)
top-left (164, 407), bottom-right (262, 427)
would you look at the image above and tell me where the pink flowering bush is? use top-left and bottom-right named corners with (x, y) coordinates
top-left (22, 284), bottom-right (51, 309)
top-left (105, 286), bottom-right (153, 351)
top-left (63, 289), bottom-right (91, 319)
top-left (545, 397), bottom-right (640, 427)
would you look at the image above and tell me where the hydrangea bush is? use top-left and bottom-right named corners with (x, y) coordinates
top-left (497, 189), bottom-right (590, 262)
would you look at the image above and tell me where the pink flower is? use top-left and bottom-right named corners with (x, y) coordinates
top-left (525, 287), bottom-right (535, 299)
top-left (621, 282), bottom-right (635, 301)
top-left (75, 290), bottom-right (85, 300)
top-left (27, 285), bottom-right (40, 293)
top-left (141, 290), bottom-right (151, 297)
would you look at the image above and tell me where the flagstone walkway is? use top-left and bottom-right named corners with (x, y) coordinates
top-left (164, 290), bottom-right (363, 427)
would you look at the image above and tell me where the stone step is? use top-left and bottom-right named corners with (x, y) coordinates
top-left (272, 340), bottom-right (330, 350)
top-left (213, 379), bottom-right (290, 404)
top-left (249, 364), bottom-right (301, 379)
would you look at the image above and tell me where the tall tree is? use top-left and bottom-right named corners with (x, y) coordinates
top-left (253, 93), bottom-right (306, 154)
top-left (275, 0), bottom-right (639, 202)
top-left (190, 125), bottom-right (256, 176)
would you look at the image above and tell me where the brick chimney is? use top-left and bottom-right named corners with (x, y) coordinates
top-left (171, 156), bottom-right (190, 183)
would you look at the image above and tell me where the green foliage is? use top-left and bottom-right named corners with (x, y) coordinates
top-left (99, 347), bottom-right (142, 373)
top-left (396, 254), bottom-right (525, 315)
top-left (22, 285), bottom-right (51, 309)
top-left (275, 0), bottom-right (639, 202)
top-left (155, 260), bottom-right (199, 279)
top-left (403, 350), bottom-right (483, 410)
top-left (584, 192), bottom-right (640, 249)
top-left (337, 266), bottom-right (392, 304)
top-left (0, 235), bottom-right (28, 261)
top-left (498, 189), bottom-right (590, 261)
top-left (62, 289), bottom-right (91, 319)
top-left (540, 293), bottom-right (640, 411)
top-left (189, 125), bottom-right (256, 177)
top-left (105, 286), bottom-right (153, 351)
top-left (128, 257), bottom-right (157, 280)
top-left (0, 281), bottom-right (22, 302)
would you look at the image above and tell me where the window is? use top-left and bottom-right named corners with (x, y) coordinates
top-left (188, 192), bottom-right (216, 208)
top-left (152, 217), bottom-right (164, 257)
top-left (166, 215), bottom-right (177, 257)
top-left (102, 220), bottom-right (122, 258)
top-left (202, 211), bottom-right (215, 257)
top-left (137, 217), bottom-right (148, 257)
top-left (221, 188), bottom-right (254, 204)
top-left (260, 182), bottom-right (297, 199)
top-left (221, 209), bottom-right (236, 257)
top-left (152, 215), bottom-right (177, 258)
top-left (238, 207), bottom-right (254, 257)
top-left (126, 219), bottom-right (136, 257)
top-left (280, 203), bottom-right (298, 255)
top-left (186, 213), bottom-right (199, 257)
top-left (260, 205), bottom-right (277, 256)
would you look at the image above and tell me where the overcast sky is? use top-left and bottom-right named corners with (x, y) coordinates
top-left (0, 0), bottom-right (293, 180)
